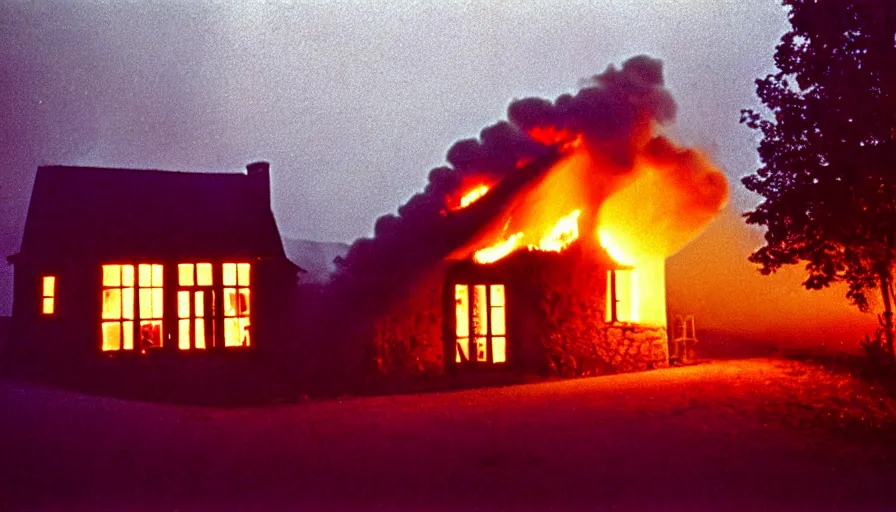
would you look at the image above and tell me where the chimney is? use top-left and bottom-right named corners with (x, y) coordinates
top-left (246, 161), bottom-right (271, 201)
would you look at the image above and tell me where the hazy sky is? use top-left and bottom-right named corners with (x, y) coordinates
top-left (0, 0), bottom-right (877, 343)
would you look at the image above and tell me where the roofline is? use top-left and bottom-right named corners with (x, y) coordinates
top-left (37, 164), bottom-right (257, 177)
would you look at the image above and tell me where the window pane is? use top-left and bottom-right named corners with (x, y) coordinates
top-left (42, 297), bottom-right (54, 315)
top-left (489, 284), bottom-right (504, 307)
top-left (197, 263), bottom-right (213, 286)
top-left (103, 265), bottom-right (121, 287)
top-left (239, 317), bottom-right (251, 347)
top-left (122, 287), bottom-right (134, 320)
top-left (102, 322), bottom-right (121, 351)
top-left (492, 336), bottom-right (506, 363)
top-left (223, 288), bottom-right (237, 317)
top-left (491, 306), bottom-right (506, 336)
top-left (178, 319), bottom-right (190, 350)
top-left (122, 265), bottom-right (135, 287)
top-left (152, 264), bottom-right (164, 286)
top-left (177, 291), bottom-right (190, 319)
top-left (123, 321), bottom-right (134, 350)
top-left (42, 276), bottom-right (55, 297)
top-left (237, 263), bottom-right (250, 286)
top-left (238, 289), bottom-right (250, 315)
top-left (475, 336), bottom-right (487, 362)
top-left (195, 291), bottom-right (205, 317)
top-left (224, 317), bottom-right (251, 347)
top-left (102, 289), bottom-right (121, 319)
top-left (454, 285), bottom-right (469, 337)
top-left (606, 271), bottom-right (613, 323)
top-left (195, 319), bottom-right (206, 349)
top-left (178, 264), bottom-right (194, 287)
top-left (472, 285), bottom-right (488, 335)
top-left (139, 289), bottom-right (152, 319)
top-left (138, 264), bottom-right (152, 287)
top-left (616, 269), bottom-right (635, 322)
top-left (224, 318), bottom-right (240, 346)
top-left (152, 288), bottom-right (164, 318)
top-left (456, 337), bottom-right (469, 363)
top-left (222, 263), bottom-right (236, 286)
top-left (140, 321), bottom-right (162, 349)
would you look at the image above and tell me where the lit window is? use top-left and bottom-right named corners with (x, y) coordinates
top-left (101, 264), bottom-right (135, 351)
top-left (41, 276), bottom-right (55, 315)
top-left (606, 269), bottom-right (636, 323)
top-left (454, 283), bottom-right (506, 364)
top-left (137, 264), bottom-right (164, 351)
top-left (223, 262), bottom-right (251, 347)
top-left (177, 262), bottom-right (213, 350)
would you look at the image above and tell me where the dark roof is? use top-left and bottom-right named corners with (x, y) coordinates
top-left (11, 163), bottom-right (296, 266)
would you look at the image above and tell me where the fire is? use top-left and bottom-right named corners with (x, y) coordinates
top-left (457, 185), bottom-right (490, 210)
top-left (597, 228), bottom-right (632, 266)
top-left (472, 209), bottom-right (582, 264)
top-left (535, 209), bottom-right (580, 253)
top-left (447, 180), bottom-right (495, 213)
top-left (473, 233), bottom-right (523, 264)
top-left (453, 136), bottom-right (727, 329)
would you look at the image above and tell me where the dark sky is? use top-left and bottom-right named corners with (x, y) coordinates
top-left (0, 0), bottom-right (876, 344)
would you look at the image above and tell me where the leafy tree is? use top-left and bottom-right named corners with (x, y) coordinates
top-left (741, 0), bottom-right (896, 360)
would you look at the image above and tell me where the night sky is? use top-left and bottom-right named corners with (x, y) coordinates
top-left (0, 1), bottom-right (876, 344)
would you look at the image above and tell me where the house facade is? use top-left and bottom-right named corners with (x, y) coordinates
top-left (8, 162), bottom-right (299, 360)
top-left (372, 244), bottom-right (670, 379)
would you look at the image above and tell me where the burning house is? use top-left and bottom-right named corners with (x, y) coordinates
top-left (7, 162), bottom-right (299, 361)
top-left (331, 55), bottom-right (728, 379)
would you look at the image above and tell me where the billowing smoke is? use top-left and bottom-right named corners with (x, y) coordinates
top-left (326, 54), bottom-right (725, 330)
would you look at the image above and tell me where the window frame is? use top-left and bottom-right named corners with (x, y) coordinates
top-left (222, 262), bottom-right (252, 348)
top-left (176, 262), bottom-right (215, 351)
top-left (453, 282), bottom-right (507, 366)
top-left (40, 275), bottom-right (56, 315)
top-left (101, 264), bottom-right (136, 352)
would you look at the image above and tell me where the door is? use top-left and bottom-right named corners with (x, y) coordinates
top-left (176, 263), bottom-right (216, 350)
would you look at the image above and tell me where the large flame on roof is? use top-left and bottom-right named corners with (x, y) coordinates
top-left (454, 133), bottom-right (728, 326)
top-left (334, 55), bottom-right (729, 332)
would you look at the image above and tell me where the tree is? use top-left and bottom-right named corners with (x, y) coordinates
top-left (741, 0), bottom-right (896, 360)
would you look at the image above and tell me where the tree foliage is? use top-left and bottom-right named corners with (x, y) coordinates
top-left (742, 0), bottom-right (896, 317)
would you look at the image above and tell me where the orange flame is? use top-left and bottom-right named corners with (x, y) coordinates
top-left (453, 135), bottom-right (727, 328)
top-left (457, 185), bottom-right (490, 210)
top-left (533, 209), bottom-right (580, 253)
top-left (473, 233), bottom-right (523, 264)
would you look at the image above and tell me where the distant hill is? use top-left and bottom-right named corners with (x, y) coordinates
top-left (282, 238), bottom-right (349, 283)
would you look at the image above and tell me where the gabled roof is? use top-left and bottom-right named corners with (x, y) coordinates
top-left (10, 163), bottom-right (295, 266)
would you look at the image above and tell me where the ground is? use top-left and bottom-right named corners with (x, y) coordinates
top-left (2, 358), bottom-right (896, 511)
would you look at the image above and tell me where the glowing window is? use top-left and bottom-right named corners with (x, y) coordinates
top-left (177, 262), bottom-right (213, 350)
top-left (178, 264), bottom-right (195, 287)
top-left (41, 276), bottom-right (55, 315)
top-left (197, 263), bottom-right (213, 286)
top-left (223, 262), bottom-right (251, 347)
top-left (137, 264), bottom-right (164, 351)
top-left (101, 264), bottom-right (135, 352)
top-left (454, 283), bottom-right (506, 364)
top-left (606, 269), bottom-right (636, 323)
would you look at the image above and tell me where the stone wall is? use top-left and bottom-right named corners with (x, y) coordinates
top-left (372, 270), bottom-right (445, 377)
top-left (369, 245), bottom-right (670, 380)
top-left (602, 324), bottom-right (670, 373)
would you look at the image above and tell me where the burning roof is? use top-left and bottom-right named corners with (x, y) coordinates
top-left (332, 55), bottom-right (728, 323)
